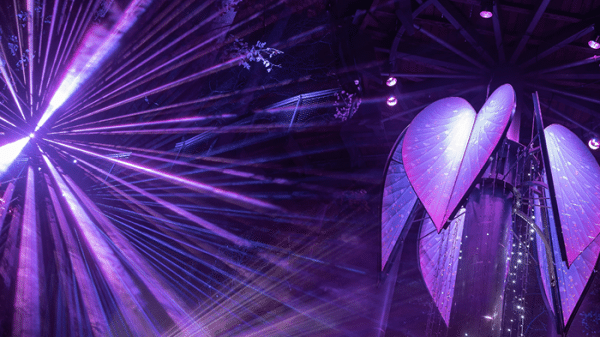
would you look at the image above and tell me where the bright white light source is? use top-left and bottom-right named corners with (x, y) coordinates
top-left (0, 137), bottom-right (30, 176)
top-left (387, 96), bottom-right (398, 106)
top-left (386, 77), bottom-right (397, 87)
top-left (73, 159), bottom-right (78, 164)
top-left (588, 137), bottom-right (599, 150)
top-left (480, 10), bottom-right (493, 19)
top-left (29, 133), bottom-right (34, 138)
top-left (483, 315), bottom-right (493, 320)
top-left (589, 37), bottom-right (600, 50)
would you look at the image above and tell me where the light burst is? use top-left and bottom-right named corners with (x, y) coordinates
top-left (0, 1), bottom-right (364, 336)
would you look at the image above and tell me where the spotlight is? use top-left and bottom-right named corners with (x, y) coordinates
top-left (589, 36), bottom-right (600, 50)
top-left (590, 24), bottom-right (600, 49)
top-left (480, 0), bottom-right (493, 19)
top-left (386, 76), bottom-right (397, 87)
top-left (588, 137), bottom-right (599, 150)
top-left (387, 96), bottom-right (398, 106)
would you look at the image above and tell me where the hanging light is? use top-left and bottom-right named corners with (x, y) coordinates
top-left (387, 96), bottom-right (398, 106)
top-left (386, 76), bottom-right (397, 87)
top-left (590, 24), bottom-right (600, 49)
top-left (480, 0), bottom-right (493, 19)
top-left (588, 137), bottom-right (599, 150)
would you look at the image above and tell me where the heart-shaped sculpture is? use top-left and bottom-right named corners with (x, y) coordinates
top-left (545, 124), bottom-right (600, 266)
top-left (402, 84), bottom-right (516, 231)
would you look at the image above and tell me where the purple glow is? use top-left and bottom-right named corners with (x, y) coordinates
top-left (0, 137), bottom-right (30, 175)
top-left (48, 139), bottom-right (281, 212)
top-left (35, 0), bottom-right (153, 131)
top-left (545, 124), bottom-right (600, 265)
top-left (588, 137), bottom-right (599, 150)
top-left (479, 10), bottom-right (493, 19)
top-left (536, 184), bottom-right (600, 327)
top-left (386, 96), bottom-right (397, 106)
top-left (589, 38), bottom-right (600, 50)
top-left (402, 84), bottom-right (515, 231)
top-left (381, 129), bottom-right (418, 269)
top-left (419, 211), bottom-right (465, 326)
top-left (12, 167), bottom-right (41, 336)
top-left (386, 77), bottom-right (397, 87)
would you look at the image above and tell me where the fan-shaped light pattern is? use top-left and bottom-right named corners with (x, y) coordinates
top-left (381, 130), bottom-right (419, 270)
top-left (36, 0), bottom-right (152, 131)
top-left (545, 124), bottom-right (600, 265)
top-left (535, 186), bottom-right (600, 328)
top-left (403, 84), bottom-right (515, 231)
top-left (418, 211), bottom-right (465, 326)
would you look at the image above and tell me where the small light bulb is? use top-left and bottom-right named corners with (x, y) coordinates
top-left (588, 137), bottom-right (599, 150)
top-left (73, 159), bottom-right (77, 164)
top-left (387, 96), bottom-right (397, 106)
top-left (29, 133), bottom-right (34, 138)
top-left (589, 37), bottom-right (600, 50)
top-left (386, 77), bottom-right (397, 87)
top-left (480, 10), bottom-right (493, 19)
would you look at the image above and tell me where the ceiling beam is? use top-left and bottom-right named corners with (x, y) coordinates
top-left (385, 73), bottom-right (483, 79)
top-left (390, 0), bottom-right (435, 63)
top-left (414, 24), bottom-right (487, 69)
top-left (393, 51), bottom-right (480, 73)
top-left (527, 55), bottom-right (600, 75)
top-left (432, 0), bottom-right (495, 65)
top-left (519, 25), bottom-right (594, 69)
top-left (528, 82), bottom-right (600, 106)
top-left (509, 0), bottom-right (552, 64)
top-left (492, 2), bottom-right (506, 64)
top-left (536, 73), bottom-right (600, 80)
top-left (451, 0), bottom-right (580, 23)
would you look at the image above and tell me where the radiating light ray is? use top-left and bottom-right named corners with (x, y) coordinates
top-left (36, 0), bottom-right (153, 131)
top-left (55, 75), bottom-right (310, 131)
top-left (26, 0), bottom-right (34, 111)
top-left (55, 139), bottom-right (338, 196)
top-left (41, 151), bottom-right (166, 336)
top-left (61, 172), bottom-right (205, 335)
top-left (38, 0), bottom-right (62, 97)
top-left (12, 166), bottom-right (40, 336)
top-left (56, 5), bottom-right (276, 124)
top-left (0, 137), bottom-right (29, 176)
top-left (0, 56), bottom-right (26, 120)
top-left (56, 54), bottom-right (244, 127)
top-left (48, 139), bottom-right (281, 212)
top-left (41, 171), bottom-right (111, 337)
top-left (53, 114), bottom-right (236, 133)
top-left (51, 123), bottom-right (337, 136)
top-left (71, 154), bottom-right (253, 247)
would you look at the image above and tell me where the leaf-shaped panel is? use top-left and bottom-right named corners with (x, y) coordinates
top-left (381, 131), bottom-right (419, 270)
top-left (545, 124), bottom-right (600, 265)
top-left (536, 185), bottom-right (600, 328)
top-left (402, 98), bottom-right (475, 231)
top-left (418, 211), bottom-right (465, 326)
top-left (446, 84), bottom-right (515, 215)
top-left (403, 84), bottom-right (515, 231)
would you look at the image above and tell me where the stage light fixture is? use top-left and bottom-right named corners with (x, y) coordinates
top-left (386, 76), bottom-right (397, 87)
top-left (480, 0), bottom-right (493, 18)
top-left (387, 96), bottom-right (398, 106)
top-left (590, 24), bottom-right (600, 49)
top-left (588, 137), bottom-right (599, 150)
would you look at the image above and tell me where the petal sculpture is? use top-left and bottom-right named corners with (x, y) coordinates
top-left (381, 129), bottom-right (419, 270)
top-left (418, 210), bottom-right (465, 326)
top-left (402, 84), bottom-right (515, 231)
top-left (536, 185), bottom-right (600, 329)
top-left (545, 124), bottom-right (600, 266)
